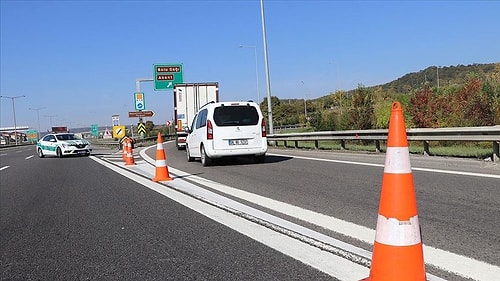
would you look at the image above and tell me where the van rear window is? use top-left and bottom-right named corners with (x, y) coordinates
top-left (213, 105), bottom-right (259, 126)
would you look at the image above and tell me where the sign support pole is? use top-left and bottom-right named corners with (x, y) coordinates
top-left (135, 78), bottom-right (153, 93)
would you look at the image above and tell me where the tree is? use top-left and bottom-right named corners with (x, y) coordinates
top-left (409, 86), bottom-right (438, 128)
top-left (341, 85), bottom-right (374, 130)
top-left (455, 78), bottom-right (494, 126)
top-left (145, 120), bottom-right (154, 135)
top-left (483, 65), bottom-right (500, 124)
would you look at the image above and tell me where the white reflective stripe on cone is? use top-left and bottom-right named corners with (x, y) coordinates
top-left (156, 159), bottom-right (167, 167)
top-left (384, 147), bottom-right (412, 174)
top-left (157, 143), bottom-right (164, 149)
top-left (375, 214), bottom-right (421, 246)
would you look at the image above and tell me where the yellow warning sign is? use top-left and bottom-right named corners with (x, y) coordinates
top-left (113, 125), bottom-right (126, 139)
top-left (137, 123), bottom-right (146, 135)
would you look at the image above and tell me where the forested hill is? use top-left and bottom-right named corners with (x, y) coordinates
top-left (263, 62), bottom-right (499, 131)
top-left (378, 63), bottom-right (500, 94)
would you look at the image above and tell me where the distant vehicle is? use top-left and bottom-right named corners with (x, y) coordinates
top-left (173, 82), bottom-right (219, 150)
top-left (37, 133), bottom-right (92, 158)
top-left (185, 101), bottom-right (267, 166)
top-left (51, 126), bottom-right (69, 133)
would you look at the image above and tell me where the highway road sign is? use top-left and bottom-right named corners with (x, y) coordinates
top-left (134, 92), bottom-right (145, 110)
top-left (112, 115), bottom-right (120, 126)
top-left (129, 110), bottom-right (155, 118)
top-left (27, 129), bottom-right (38, 142)
top-left (153, 64), bottom-right (183, 90)
top-left (91, 124), bottom-right (99, 137)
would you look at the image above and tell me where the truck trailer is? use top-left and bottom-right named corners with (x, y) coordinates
top-left (173, 82), bottom-right (219, 149)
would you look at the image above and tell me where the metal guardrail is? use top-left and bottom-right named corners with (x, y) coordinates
top-left (267, 125), bottom-right (500, 162)
top-left (88, 134), bottom-right (176, 148)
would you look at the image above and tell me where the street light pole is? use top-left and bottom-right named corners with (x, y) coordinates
top-left (1, 95), bottom-right (26, 145)
top-left (45, 114), bottom-right (57, 131)
top-left (301, 81), bottom-right (308, 124)
top-left (29, 107), bottom-right (45, 139)
top-left (260, 0), bottom-right (274, 134)
top-left (239, 45), bottom-right (260, 103)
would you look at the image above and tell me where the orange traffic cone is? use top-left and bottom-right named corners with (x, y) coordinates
top-left (125, 138), bottom-right (136, 165)
top-left (152, 132), bottom-right (173, 181)
top-left (122, 138), bottom-right (128, 161)
top-left (361, 102), bottom-right (426, 281)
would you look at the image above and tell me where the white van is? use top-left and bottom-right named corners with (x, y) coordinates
top-left (185, 101), bottom-right (268, 166)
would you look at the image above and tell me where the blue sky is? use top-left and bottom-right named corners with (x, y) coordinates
top-left (1, 0), bottom-right (499, 132)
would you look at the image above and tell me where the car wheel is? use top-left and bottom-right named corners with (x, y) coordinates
top-left (200, 145), bottom-right (212, 166)
top-left (37, 148), bottom-right (45, 158)
top-left (186, 145), bottom-right (194, 162)
top-left (56, 147), bottom-right (63, 158)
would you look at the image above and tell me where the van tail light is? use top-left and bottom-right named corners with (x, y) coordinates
top-left (261, 118), bottom-right (267, 137)
top-left (207, 120), bottom-right (213, 140)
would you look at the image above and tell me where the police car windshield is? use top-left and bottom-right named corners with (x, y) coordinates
top-left (56, 134), bottom-right (79, 141)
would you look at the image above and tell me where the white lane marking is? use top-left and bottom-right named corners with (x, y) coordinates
top-left (90, 155), bottom-right (370, 280)
top-left (413, 166), bottom-right (500, 179)
top-left (168, 149), bottom-right (499, 280)
top-left (141, 147), bottom-right (499, 280)
top-left (270, 153), bottom-right (500, 179)
top-left (25, 155), bottom-right (34, 160)
top-left (166, 166), bottom-right (500, 280)
top-left (0, 166), bottom-right (10, 171)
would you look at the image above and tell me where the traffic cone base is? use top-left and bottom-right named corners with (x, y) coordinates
top-left (361, 101), bottom-right (426, 281)
top-left (368, 242), bottom-right (426, 280)
top-left (152, 133), bottom-right (173, 181)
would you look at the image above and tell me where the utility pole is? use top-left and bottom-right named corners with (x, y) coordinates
top-left (239, 45), bottom-right (260, 103)
top-left (45, 114), bottom-right (57, 131)
top-left (1, 95), bottom-right (26, 145)
top-left (436, 66), bottom-right (440, 90)
top-left (260, 0), bottom-right (274, 134)
top-left (29, 107), bottom-right (45, 139)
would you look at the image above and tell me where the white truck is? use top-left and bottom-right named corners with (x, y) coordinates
top-left (173, 82), bottom-right (219, 149)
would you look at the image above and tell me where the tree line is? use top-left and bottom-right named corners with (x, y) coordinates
top-left (260, 63), bottom-right (500, 131)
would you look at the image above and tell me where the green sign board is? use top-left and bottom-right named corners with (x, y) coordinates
top-left (91, 124), bottom-right (99, 137)
top-left (27, 129), bottom-right (38, 142)
top-left (153, 63), bottom-right (183, 90)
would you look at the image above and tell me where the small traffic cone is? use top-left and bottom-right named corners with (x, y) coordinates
top-left (361, 102), bottom-right (426, 281)
top-left (122, 138), bottom-right (128, 161)
top-left (152, 132), bottom-right (173, 181)
top-left (125, 138), bottom-right (136, 165)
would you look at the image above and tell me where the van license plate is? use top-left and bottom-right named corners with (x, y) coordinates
top-left (229, 139), bottom-right (248, 145)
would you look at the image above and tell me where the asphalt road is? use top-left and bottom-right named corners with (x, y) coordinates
top-left (2, 143), bottom-right (499, 280)
top-left (151, 142), bottom-right (500, 280)
top-left (0, 146), bottom-right (335, 281)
